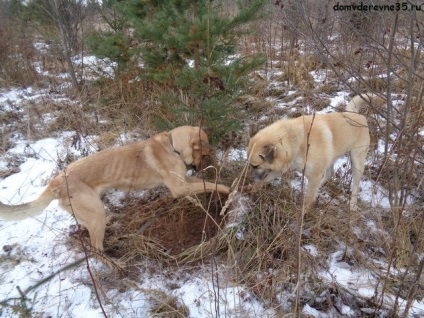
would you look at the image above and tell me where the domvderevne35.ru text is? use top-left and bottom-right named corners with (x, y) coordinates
top-left (333, 2), bottom-right (422, 11)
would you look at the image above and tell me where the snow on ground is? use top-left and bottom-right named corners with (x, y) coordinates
top-left (73, 55), bottom-right (116, 79)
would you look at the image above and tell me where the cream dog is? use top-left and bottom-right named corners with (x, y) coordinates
top-left (247, 93), bottom-right (384, 210)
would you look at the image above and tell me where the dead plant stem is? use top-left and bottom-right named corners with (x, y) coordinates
top-left (384, 13), bottom-right (398, 158)
top-left (294, 113), bottom-right (315, 315)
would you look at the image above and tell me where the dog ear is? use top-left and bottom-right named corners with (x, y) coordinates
top-left (200, 126), bottom-right (212, 136)
top-left (260, 144), bottom-right (276, 163)
top-left (201, 141), bottom-right (213, 149)
top-left (249, 124), bottom-right (259, 137)
top-left (192, 141), bottom-right (213, 151)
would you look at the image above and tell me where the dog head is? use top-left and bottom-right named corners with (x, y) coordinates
top-left (247, 120), bottom-right (295, 184)
top-left (247, 141), bottom-right (283, 183)
top-left (169, 126), bottom-right (212, 171)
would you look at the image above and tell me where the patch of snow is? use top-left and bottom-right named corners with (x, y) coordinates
top-left (303, 244), bottom-right (319, 257)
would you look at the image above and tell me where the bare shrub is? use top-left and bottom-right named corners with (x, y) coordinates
top-left (0, 27), bottom-right (39, 87)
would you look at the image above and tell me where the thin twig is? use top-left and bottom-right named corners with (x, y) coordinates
top-left (294, 113), bottom-right (315, 315)
top-left (62, 169), bottom-right (108, 317)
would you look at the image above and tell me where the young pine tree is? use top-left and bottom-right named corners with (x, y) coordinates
top-left (91, 0), bottom-right (265, 143)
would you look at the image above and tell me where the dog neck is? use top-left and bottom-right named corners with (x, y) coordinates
top-left (168, 133), bottom-right (181, 156)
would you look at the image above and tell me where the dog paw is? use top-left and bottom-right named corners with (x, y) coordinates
top-left (239, 184), bottom-right (254, 193)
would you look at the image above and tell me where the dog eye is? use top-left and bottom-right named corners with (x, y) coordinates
top-left (250, 164), bottom-right (259, 169)
top-left (259, 154), bottom-right (265, 161)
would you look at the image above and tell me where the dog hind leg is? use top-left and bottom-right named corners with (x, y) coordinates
top-left (60, 188), bottom-right (107, 251)
top-left (350, 147), bottom-right (368, 210)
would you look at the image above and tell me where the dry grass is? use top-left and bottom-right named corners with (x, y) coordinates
top-left (0, 26), bottom-right (39, 87)
top-left (149, 291), bottom-right (190, 318)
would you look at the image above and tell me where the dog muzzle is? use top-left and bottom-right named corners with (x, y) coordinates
top-left (251, 167), bottom-right (270, 182)
top-left (251, 167), bottom-right (282, 183)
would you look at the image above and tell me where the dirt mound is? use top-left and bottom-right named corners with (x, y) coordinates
top-left (71, 192), bottom-right (229, 267)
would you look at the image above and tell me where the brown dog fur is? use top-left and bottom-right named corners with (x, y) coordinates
top-left (0, 126), bottom-right (230, 250)
top-left (248, 93), bottom-right (384, 210)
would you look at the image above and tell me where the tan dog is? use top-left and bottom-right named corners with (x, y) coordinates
top-left (248, 94), bottom-right (384, 210)
top-left (0, 126), bottom-right (230, 250)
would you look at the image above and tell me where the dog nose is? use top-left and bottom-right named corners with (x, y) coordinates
top-left (251, 168), bottom-right (268, 182)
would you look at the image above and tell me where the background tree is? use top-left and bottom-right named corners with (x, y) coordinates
top-left (27, 0), bottom-right (87, 92)
top-left (85, 0), bottom-right (133, 75)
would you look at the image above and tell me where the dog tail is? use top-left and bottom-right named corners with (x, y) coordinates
top-left (346, 93), bottom-right (385, 113)
top-left (0, 178), bottom-right (61, 221)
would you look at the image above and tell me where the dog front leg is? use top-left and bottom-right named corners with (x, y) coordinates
top-left (185, 177), bottom-right (230, 195)
top-left (165, 175), bottom-right (229, 197)
top-left (320, 164), bottom-right (334, 186)
top-left (303, 174), bottom-right (322, 209)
